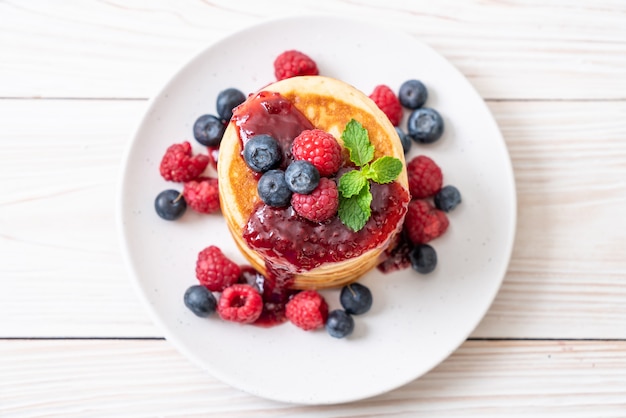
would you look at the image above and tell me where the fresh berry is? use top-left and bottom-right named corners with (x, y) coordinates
top-left (291, 129), bottom-right (342, 177)
top-left (285, 160), bottom-right (320, 194)
top-left (409, 244), bottom-right (437, 274)
top-left (257, 169), bottom-right (292, 207)
top-left (243, 134), bottom-right (282, 173)
top-left (399, 79), bottom-right (428, 109)
top-left (325, 309), bottom-right (354, 338)
top-left (407, 155), bottom-right (443, 199)
top-left (193, 115), bottom-right (226, 147)
top-left (159, 141), bottom-right (209, 182)
top-left (274, 50), bottom-right (319, 81)
top-left (183, 177), bottom-right (220, 214)
top-left (154, 189), bottom-right (187, 220)
top-left (396, 127), bottom-right (412, 154)
top-left (434, 185), bottom-right (462, 212)
top-left (340, 283), bottom-right (373, 315)
top-left (217, 284), bottom-right (263, 324)
top-left (195, 246), bottom-right (241, 292)
top-left (404, 199), bottom-right (449, 244)
top-left (291, 177), bottom-right (339, 222)
top-left (369, 84), bottom-right (403, 126)
top-left (407, 108), bottom-right (444, 144)
top-left (285, 290), bottom-right (329, 331)
top-left (184, 285), bottom-right (217, 317)
top-left (216, 88), bottom-right (246, 121)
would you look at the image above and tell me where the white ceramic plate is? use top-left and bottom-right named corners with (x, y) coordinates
top-left (118, 16), bottom-right (516, 405)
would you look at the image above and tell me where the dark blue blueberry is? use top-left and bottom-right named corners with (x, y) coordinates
top-left (407, 108), bottom-right (444, 144)
top-left (216, 88), bottom-right (246, 121)
top-left (154, 189), bottom-right (186, 221)
top-left (184, 285), bottom-right (217, 318)
top-left (257, 169), bottom-right (292, 207)
top-left (434, 185), bottom-right (462, 212)
top-left (399, 79), bottom-right (428, 109)
top-left (395, 127), bottom-right (412, 154)
top-left (284, 160), bottom-right (320, 194)
top-left (340, 283), bottom-right (373, 315)
top-left (193, 114), bottom-right (226, 147)
top-left (409, 244), bottom-right (437, 274)
top-left (243, 134), bottom-right (282, 173)
top-left (326, 310), bottom-right (354, 338)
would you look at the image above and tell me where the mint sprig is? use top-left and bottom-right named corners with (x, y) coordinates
top-left (341, 118), bottom-right (374, 166)
top-left (337, 119), bottom-right (403, 232)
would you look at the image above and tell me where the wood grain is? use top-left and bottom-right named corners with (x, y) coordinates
top-left (1, 0), bottom-right (625, 99)
top-left (1, 339), bottom-right (625, 417)
top-left (473, 100), bottom-right (626, 338)
top-left (0, 99), bottom-right (624, 338)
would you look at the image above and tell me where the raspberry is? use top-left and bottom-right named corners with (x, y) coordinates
top-left (195, 246), bottom-right (241, 292)
top-left (183, 177), bottom-right (220, 214)
top-left (369, 85), bottom-right (403, 126)
top-left (291, 129), bottom-right (342, 177)
top-left (274, 50), bottom-right (319, 81)
top-left (285, 290), bottom-right (328, 331)
top-left (404, 199), bottom-right (449, 244)
top-left (159, 141), bottom-right (209, 182)
top-left (407, 155), bottom-right (443, 199)
top-left (291, 177), bottom-right (339, 222)
top-left (217, 284), bottom-right (263, 324)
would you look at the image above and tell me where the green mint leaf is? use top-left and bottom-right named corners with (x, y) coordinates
top-left (368, 156), bottom-right (403, 184)
top-left (338, 182), bottom-right (372, 232)
top-left (341, 119), bottom-right (374, 167)
top-left (338, 170), bottom-right (367, 198)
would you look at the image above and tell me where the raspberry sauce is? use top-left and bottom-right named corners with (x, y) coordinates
top-left (233, 91), bottom-right (314, 171)
top-left (244, 181), bottom-right (409, 273)
top-left (232, 92), bottom-right (316, 326)
top-left (239, 266), bottom-right (296, 327)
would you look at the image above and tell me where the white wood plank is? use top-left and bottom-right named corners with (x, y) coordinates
top-left (1, 339), bottom-right (625, 417)
top-left (1, 0), bottom-right (625, 99)
top-left (472, 100), bottom-right (626, 338)
top-left (1, 99), bottom-right (625, 338)
top-left (0, 100), bottom-right (160, 337)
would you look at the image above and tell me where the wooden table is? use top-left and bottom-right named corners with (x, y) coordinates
top-left (2, 1), bottom-right (625, 416)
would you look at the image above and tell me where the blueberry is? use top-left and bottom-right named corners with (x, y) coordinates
top-left (409, 244), bottom-right (437, 274)
top-left (184, 285), bottom-right (217, 318)
top-left (407, 108), bottom-right (444, 144)
top-left (395, 127), bottom-right (412, 154)
top-left (243, 134), bottom-right (282, 173)
top-left (326, 310), bottom-right (354, 338)
top-left (399, 79), bottom-right (428, 109)
top-left (284, 160), bottom-right (320, 194)
top-left (193, 114), bottom-right (226, 147)
top-left (154, 189), bottom-right (186, 220)
top-left (340, 283), bottom-right (372, 315)
top-left (257, 169), bottom-right (292, 207)
top-left (216, 88), bottom-right (246, 121)
top-left (434, 185), bottom-right (462, 212)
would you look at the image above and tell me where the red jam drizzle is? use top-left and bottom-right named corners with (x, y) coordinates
top-left (239, 266), bottom-right (296, 327)
top-left (232, 91), bottom-right (314, 171)
top-left (376, 232), bottom-right (413, 273)
top-left (244, 181), bottom-right (409, 272)
top-left (232, 91), bottom-right (315, 326)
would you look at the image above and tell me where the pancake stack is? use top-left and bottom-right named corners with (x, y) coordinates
top-left (218, 76), bottom-right (409, 289)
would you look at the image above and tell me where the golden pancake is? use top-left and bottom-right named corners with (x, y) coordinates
top-left (218, 76), bottom-right (409, 289)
